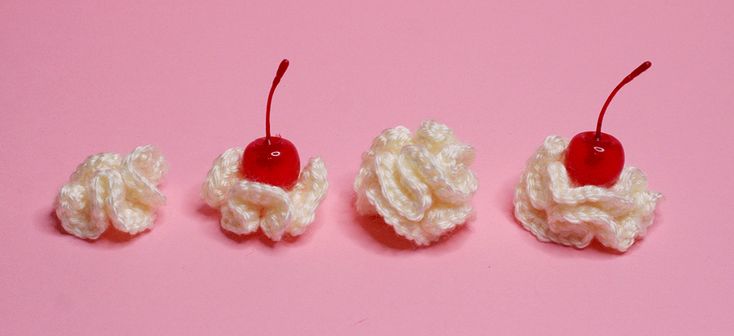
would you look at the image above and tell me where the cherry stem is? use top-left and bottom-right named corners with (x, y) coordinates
top-left (266, 59), bottom-right (290, 142)
top-left (595, 61), bottom-right (652, 140)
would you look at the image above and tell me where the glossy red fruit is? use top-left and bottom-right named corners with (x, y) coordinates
top-left (564, 131), bottom-right (624, 187)
top-left (563, 61), bottom-right (651, 187)
top-left (242, 136), bottom-right (300, 189)
top-left (240, 59), bottom-right (301, 190)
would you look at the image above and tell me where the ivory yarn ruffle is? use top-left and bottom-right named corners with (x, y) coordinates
top-left (514, 135), bottom-right (661, 252)
top-left (202, 148), bottom-right (328, 241)
top-left (55, 145), bottom-right (168, 239)
top-left (354, 120), bottom-right (478, 246)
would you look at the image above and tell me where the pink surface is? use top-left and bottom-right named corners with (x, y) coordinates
top-left (2, 1), bottom-right (733, 334)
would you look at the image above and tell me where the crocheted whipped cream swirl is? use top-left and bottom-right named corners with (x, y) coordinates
top-left (202, 148), bottom-right (328, 241)
top-left (56, 145), bottom-right (168, 239)
top-left (354, 120), bottom-right (478, 245)
top-left (514, 135), bottom-right (661, 252)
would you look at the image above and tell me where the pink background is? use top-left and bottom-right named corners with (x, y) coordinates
top-left (2, 1), bottom-right (733, 334)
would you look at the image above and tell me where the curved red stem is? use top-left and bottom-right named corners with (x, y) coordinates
top-left (266, 59), bottom-right (290, 142)
top-left (595, 61), bottom-right (652, 140)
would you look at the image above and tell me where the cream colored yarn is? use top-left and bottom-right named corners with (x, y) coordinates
top-left (55, 145), bottom-right (168, 240)
top-left (354, 120), bottom-right (478, 246)
top-left (514, 136), bottom-right (661, 252)
top-left (202, 148), bottom-right (328, 241)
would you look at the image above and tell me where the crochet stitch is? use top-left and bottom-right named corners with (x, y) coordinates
top-left (354, 120), bottom-right (478, 246)
top-left (55, 145), bottom-right (168, 239)
top-left (514, 135), bottom-right (661, 252)
top-left (202, 148), bottom-right (328, 241)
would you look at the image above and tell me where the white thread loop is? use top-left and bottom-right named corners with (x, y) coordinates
top-left (202, 148), bottom-right (328, 241)
top-left (514, 136), bottom-right (661, 252)
top-left (354, 120), bottom-right (478, 245)
top-left (55, 145), bottom-right (168, 239)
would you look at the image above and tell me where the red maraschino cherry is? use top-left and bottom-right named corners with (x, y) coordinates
top-left (564, 61), bottom-right (652, 187)
top-left (241, 59), bottom-right (301, 190)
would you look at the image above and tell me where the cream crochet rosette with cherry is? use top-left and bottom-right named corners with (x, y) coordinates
top-left (202, 148), bottom-right (328, 241)
top-left (354, 120), bottom-right (478, 246)
top-left (514, 135), bottom-right (661, 252)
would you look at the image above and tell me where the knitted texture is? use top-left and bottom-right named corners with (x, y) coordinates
top-left (514, 135), bottom-right (661, 252)
top-left (202, 148), bottom-right (328, 241)
top-left (55, 145), bottom-right (168, 239)
top-left (354, 120), bottom-right (478, 246)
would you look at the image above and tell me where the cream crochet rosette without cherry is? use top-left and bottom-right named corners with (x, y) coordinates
top-left (514, 136), bottom-right (661, 252)
top-left (202, 148), bottom-right (328, 241)
top-left (354, 120), bottom-right (478, 246)
top-left (55, 145), bottom-right (168, 239)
